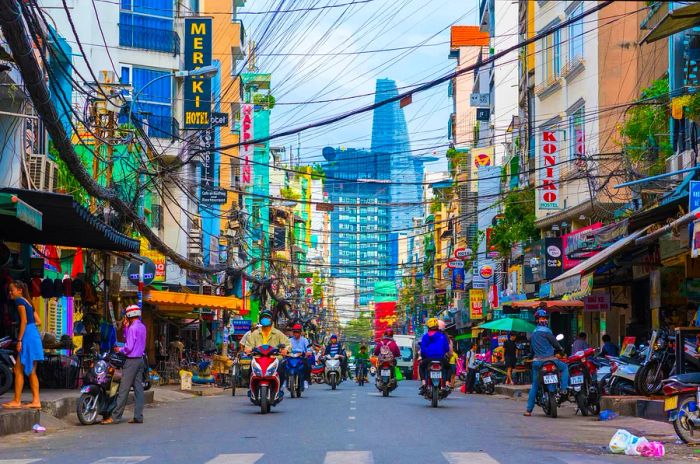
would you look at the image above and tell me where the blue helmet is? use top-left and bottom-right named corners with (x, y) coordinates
top-left (534, 309), bottom-right (548, 326)
top-left (329, 334), bottom-right (338, 341)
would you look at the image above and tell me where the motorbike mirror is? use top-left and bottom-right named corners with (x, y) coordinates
top-left (555, 334), bottom-right (564, 341)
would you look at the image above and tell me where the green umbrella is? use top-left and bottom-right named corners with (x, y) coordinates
top-left (477, 317), bottom-right (536, 333)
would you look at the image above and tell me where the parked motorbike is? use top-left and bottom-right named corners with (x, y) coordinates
top-left (635, 330), bottom-right (676, 396)
top-left (375, 360), bottom-right (397, 397)
top-left (0, 336), bottom-right (15, 396)
top-left (423, 360), bottom-right (450, 407)
top-left (286, 352), bottom-right (306, 398)
top-left (605, 355), bottom-right (642, 395)
top-left (248, 345), bottom-right (283, 414)
top-left (534, 359), bottom-right (564, 418)
top-left (76, 352), bottom-right (150, 425)
top-left (663, 372), bottom-right (700, 444)
top-left (324, 354), bottom-right (343, 390)
top-left (473, 360), bottom-right (496, 395)
top-left (567, 347), bottom-right (601, 416)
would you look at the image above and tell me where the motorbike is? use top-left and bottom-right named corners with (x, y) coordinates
top-left (76, 352), bottom-right (151, 425)
top-left (534, 359), bottom-right (565, 418)
top-left (310, 361), bottom-right (325, 384)
top-left (566, 347), bottom-right (601, 416)
top-left (663, 372), bottom-right (700, 444)
top-left (422, 360), bottom-right (450, 407)
top-left (285, 352), bottom-right (306, 398)
top-left (248, 345), bottom-right (283, 414)
top-left (324, 354), bottom-right (343, 390)
top-left (369, 365), bottom-right (377, 377)
top-left (0, 336), bottom-right (15, 396)
top-left (375, 360), bottom-right (397, 397)
top-left (635, 330), bottom-right (676, 396)
top-left (473, 360), bottom-right (496, 395)
top-left (605, 355), bottom-right (642, 395)
top-left (356, 359), bottom-right (369, 386)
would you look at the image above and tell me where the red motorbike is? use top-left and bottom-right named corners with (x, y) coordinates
top-left (310, 361), bottom-right (325, 384)
top-left (249, 345), bottom-right (283, 414)
top-left (566, 347), bottom-right (601, 416)
top-left (663, 373), bottom-right (700, 444)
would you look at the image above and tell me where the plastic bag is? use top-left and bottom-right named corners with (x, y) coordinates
top-left (609, 429), bottom-right (637, 454)
top-left (395, 366), bottom-right (404, 381)
top-left (638, 441), bottom-right (665, 457)
top-left (599, 410), bottom-right (618, 421)
top-left (624, 437), bottom-right (647, 456)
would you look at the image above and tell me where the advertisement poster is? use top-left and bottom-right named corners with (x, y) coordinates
top-left (544, 237), bottom-right (563, 280)
top-left (562, 222), bottom-right (602, 269)
top-left (538, 130), bottom-right (561, 210)
top-left (452, 267), bottom-right (465, 290)
top-left (374, 301), bottom-right (397, 341)
top-left (470, 146), bottom-right (494, 193)
top-left (139, 238), bottom-right (166, 282)
top-left (469, 289), bottom-right (485, 320)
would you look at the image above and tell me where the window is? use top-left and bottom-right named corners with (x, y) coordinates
top-left (131, 67), bottom-right (173, 138)
top-left (119, 0), bottom-right (178, 54)
top-left (568, 3), bottom-right (584, 62)
top-left (542, 27), bottom-right (561, 82)
top-left (569, 105), bottom-right (585, 161)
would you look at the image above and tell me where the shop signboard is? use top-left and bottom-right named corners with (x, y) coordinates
top-left (183, 17), bottom-right (213, 129)
top-left (476, 107), bottom-right (490, 122)
top-left (562, 222), bottom-right (602, 269)
top-left (544, 237), bottom-right (563, 280)
top-left (552, 273), bottom-right (581, 297)
top-left (692, 219), bottom-right (700, 258)
top-left (447, 258), bottom-right (465, 269)
top-left (455, 247), bottom-right (472, 259)
top-left (232, 319), bottom-right (251, 335)
top-left (470, 146), bottom-right (494, 194)
top-left (140, 239), bottom-right (166, 282)
top-left (538, 130), bottom-right (561, 210)
top-left (241, 103), bottom-right (254, 186)
top-left (690, 180), bottom-right (700, 211)
top-left (210, 112), bottom-right (229, 127)
top-left (469, 289), bottom-right (485, 320)
top-left (583, 293), bottom-right (610, 311)
top-left (452, 267), bottom-right (465, 290)
top-left (479, 264), bottom-right (494, 279)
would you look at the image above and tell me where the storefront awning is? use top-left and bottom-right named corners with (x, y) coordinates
top-left (145, 289), bottom-right (245, 313)
top-left (0, 188), bottom-right (139, 252)
top-left (549, 227), bottom-right (649, 296)
top-left (511, 300), bottom-right (584, 312)
top-left (641, 2), bottom-right (700, 44)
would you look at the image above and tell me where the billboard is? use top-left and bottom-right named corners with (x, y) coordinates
top-left (183, 17), bottom-right (213, 129)
top-left (470, 146), bottom-right (494, 193)
top-left (538, 130), bottom-right (561, 210)
top-left (374, 301), bottom-right (396, 341)
top-left (241, 103), bottom-right (254, 186)
top-left (469, 288), bottom-right (484, 320)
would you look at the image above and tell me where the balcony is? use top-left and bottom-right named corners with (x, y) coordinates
top-left (231, 20), bottom-right (246, 59)
top-left (479, 0), bottom-right (492, 33)
top-left (119, 24), bottom-right (180, 55)
top-left (534, 75), bottom-right (562, 99)
top-left (561, 57), bottom-right (585, 81)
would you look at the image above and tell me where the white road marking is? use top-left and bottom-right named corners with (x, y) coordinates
top-left (350, 400), bottom-right (356, 403)
top-left (347, 428), bottom-right (355, 432)
top-left (350, 407), bottom-right (356, 410)
top-left (0, 460), bottom-right (43, 464)
top-left (91, 458), bottom-right (151, 464)
top-left (348, 416), bottom-right (356, 420)
top-left (204, 454), bottom-right (264, 464)
top-left (443, 452), bottom-right (500, 464)
top-left (323, 451), bottom-right (373, 464)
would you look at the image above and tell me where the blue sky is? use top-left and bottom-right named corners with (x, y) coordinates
top-left (241, 0), bottom-right (479, 172)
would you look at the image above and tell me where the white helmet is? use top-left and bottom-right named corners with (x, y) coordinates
top-left (125, 304), bottom-right (141, 318)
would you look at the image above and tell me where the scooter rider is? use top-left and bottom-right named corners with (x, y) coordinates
top-left (244, 310), bottom-right (290, 390)
top-left (324, 334), bottom-right (347, 380)
top-left (524, 309), bottom-right (569, 417)
top-left (418, 318), bottom-right (451, 394)
top-left (288, 323), bottom-right (312, 390)
top-left (374, 329), bottom-right (401, 379)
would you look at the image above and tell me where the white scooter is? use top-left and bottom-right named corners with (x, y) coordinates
top-left (324, 354), bottom-right (343, 390)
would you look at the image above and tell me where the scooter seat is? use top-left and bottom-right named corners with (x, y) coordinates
top-left (672, 372), bottom-right (700, 385)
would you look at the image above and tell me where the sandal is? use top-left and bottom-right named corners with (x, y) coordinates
top-left (101, 418), bottom-right (116, 425)
top-left (1, 402), bottom-right (22, 409)
top-left (128, 419), bottom-right (143, 424)
top-left (523, 411), bottom-right (532, 417)
top-left (22, 403), bottom-right (42, 410)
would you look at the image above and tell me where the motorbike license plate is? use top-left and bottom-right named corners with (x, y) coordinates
top-left (381, 369), bottom-right (390, 376)
top-left (430, 371), bottom-right (442, 379)
top-left (570, 375), bottom-right (584, 385)
top-left (664, 396), bottom-right (678, 411)
top-left (543, 374), bottom-right (558, 385)
top-left (483, 376), bottom-right (492, 383)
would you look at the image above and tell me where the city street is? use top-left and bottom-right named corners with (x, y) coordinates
top-left (0, 381), bottom-right (693, 464)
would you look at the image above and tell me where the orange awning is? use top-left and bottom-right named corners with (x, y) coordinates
top-left (511, 300), bottom-right (584, 311)
top-left (145, 290), bottom-right (245, 314)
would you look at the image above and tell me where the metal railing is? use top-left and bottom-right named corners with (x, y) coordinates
top-left (119, 24), bottom-right (180, 55)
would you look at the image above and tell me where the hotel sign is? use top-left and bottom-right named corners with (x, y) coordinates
top-left (538, 130), bottom-right (561, 210)
top-left (241, 103), bottom-right (254, 186)
top-left (183, 17), bottom-right (213, 129)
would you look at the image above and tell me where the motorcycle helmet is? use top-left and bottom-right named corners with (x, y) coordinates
top-left (124, 304), bottom-right (141, 319)
top-left (426, 318), bottom-right (439, 330)
top-left (438, 320), bottom-right (446, 331)
top-left (329, 334), bottom-right (338, 342)
top-left (292, 323), bottom-right (303, 332)
top-left (383, 328), bottom-right (394, 338)
top-left (534, 309), bottom-right (549, 326)
top-left (259, 309), bottom-right (273, 327)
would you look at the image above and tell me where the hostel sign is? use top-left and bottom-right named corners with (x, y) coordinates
top-left (240, 103), bottom-right (254, 186)
top-left (538, 130), bottom-right (560, 210)
top-left (183, 17), bottom-right (213, 129)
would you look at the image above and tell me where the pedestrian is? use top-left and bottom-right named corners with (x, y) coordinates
top-left (102, 305), bottom-right (146, 424)
top-left (572, 332), bottom-right (589, 354)
top-left (2, 281), bottom-right (43, 409)
top-left (169, 334), bottom-right (185, 364)
top-left (600, 334), bottom-right (619, 357)
top-left (465, 342), bottom-right (478, 393)
top-left (504, 332), bottom-right (517, 385)
top-left (155, 334), bottom-right (167, 371)
top-left (203, 334), bottom-right (216, 354)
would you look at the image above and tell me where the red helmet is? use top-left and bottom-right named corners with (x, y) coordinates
top-left (383, 328), bottom-right (394, 338)
top-left (292, 323), bottom-right (303, 331)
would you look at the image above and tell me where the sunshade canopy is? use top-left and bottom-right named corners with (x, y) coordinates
top-left (477, 317), bottom-right (536, 333)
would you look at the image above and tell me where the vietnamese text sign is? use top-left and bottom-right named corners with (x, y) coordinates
top-left (584, 293), bottom-right (610, 311)
top-left (140, 239), bottom-right (166, 283)
top-left (691, 181), bottom-right (700, 212)
top-left (232, 319), bottom-right (252, 335)
top-left (200, 129), bottom-right (215, 188)
top-left (183, 17), bottom-right (213, 129)
top-left (241, 103), bottom-right (254, 186)
top-left (469, 289), bottom-right (484, 320)
top-left (538, 130), bottom-right (561, 210)
top-left (201, 188), bottom-right (227, 205)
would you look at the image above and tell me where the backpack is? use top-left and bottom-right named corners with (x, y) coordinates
top-left (378, 341), bottom-right (395, 363)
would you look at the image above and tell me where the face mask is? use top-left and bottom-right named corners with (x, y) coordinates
top-left (260, 317), bottom-right (272, 327)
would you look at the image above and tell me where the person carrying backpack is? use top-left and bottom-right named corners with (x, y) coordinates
top-left (374, 329), bottom-right (401, 379)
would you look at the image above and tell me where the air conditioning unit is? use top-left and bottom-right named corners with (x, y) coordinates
top-left (27, 154), bottom-right (58, 192)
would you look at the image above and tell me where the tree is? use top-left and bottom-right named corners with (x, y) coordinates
top-left (489, 188), bottom-right (539, 258)
top-left (343, 314), bottom-right (373, 351)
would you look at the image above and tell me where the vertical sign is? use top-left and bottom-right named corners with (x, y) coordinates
top-left (539, 130), bottom-right (560, 210)
top-left (452, 267), bottom-right (465, 290)
top-left (469, 289), bottom-right (484, 320)
top-left (690, 181), bottom-right (700, 212)
top-left (200, 129), bottom-right (215, 188)
top-left (183, 17), bottom-right (212, 129)
top-left (544, 237), bottom-right (563, 280)
top-left (240, 103), bottom-right (254, 186)
top-left (470, 146), bottom-right (494, 193)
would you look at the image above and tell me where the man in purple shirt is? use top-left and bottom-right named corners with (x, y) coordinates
top-left (103, 305), bottom-right (147, 424)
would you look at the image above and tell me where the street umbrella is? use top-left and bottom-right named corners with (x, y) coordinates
top-left (477, 318), bottom-right (536, 333)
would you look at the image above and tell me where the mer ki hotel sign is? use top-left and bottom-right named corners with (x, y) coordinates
top-left (184, 17), bottom-right (213, 129)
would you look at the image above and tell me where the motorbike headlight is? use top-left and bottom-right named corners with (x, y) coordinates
top-left (94, 360), bottom-right (108, 376)
top-left (266, 359), bottom-right (279, 376)
top-left (251, 359), bottom-right (263, 376)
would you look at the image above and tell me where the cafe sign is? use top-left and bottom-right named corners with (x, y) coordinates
top-left (183, 17), bottom-right (213, 129)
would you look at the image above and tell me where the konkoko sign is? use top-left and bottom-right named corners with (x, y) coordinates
top-left (539, 130), bottom-right (560, 210)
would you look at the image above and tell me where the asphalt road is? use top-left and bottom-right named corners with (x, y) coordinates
top-left (0, 380), bottom-right (691, 464)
